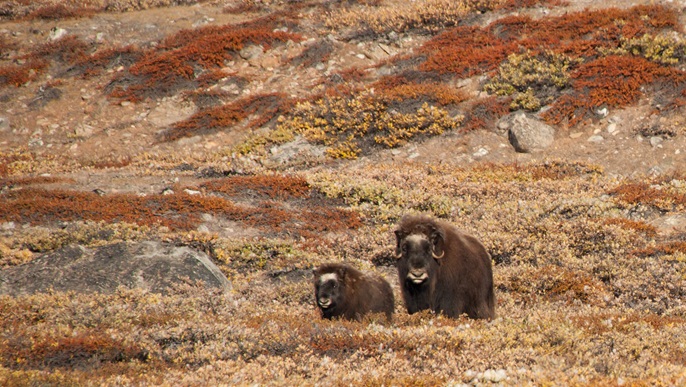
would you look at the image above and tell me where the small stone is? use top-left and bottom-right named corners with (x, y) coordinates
top-left (120, 101), bottom-right (131, 107)
top-left (650, 136), bottom-right (663, 148)
top-left (473, 148), bottom-right (488, 158)
top-left (569, 132), bottom-right (583, 139)
top-left (607, 122), bottom-right (619, 134)
top-left (239, 44), bottom-right (263, 60)
top-left (28, 137), bottom-right (43, 147)
top-left (481, 369), bottom-right (507, 383)
top-left (587, 135), bottom-right (604, 143)
top-left (74, 124), bottom-right (94, 138)
top-left (49, 27), bottom-right (68, 41)
top-left (597, 107), bottom-right (608, 117)
top-left (0, 117), bottom-right (9, 131)
top-left (184, 189), bottom-right (201, 195)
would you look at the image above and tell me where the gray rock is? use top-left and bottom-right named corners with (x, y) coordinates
top-left (0, 116), bottom-right (9, 131)
top-left (0, 241), bottom-right (231, 296)
top-left (239, 44), bottom-right (264, 60)
top-left (269, 135), bottom-right (326, 163)
top-left (650, 136), bottom-right (663, 148)
top-left (74, 124), bottom-right (95, 138)
top-left (49, 27), bottom-right (68, 41)
top-left (473, 147), bottom-right (488, 158)
top-left (504, 111), bottom-right (555, 153)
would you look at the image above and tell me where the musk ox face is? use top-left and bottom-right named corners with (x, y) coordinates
top-left (315, 272), bottom-right (343, 311)
top-left (395, 230), bottom-right (445, 285)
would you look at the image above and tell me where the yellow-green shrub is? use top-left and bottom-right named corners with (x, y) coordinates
top-left (276, 90), bottom-right (462, 159)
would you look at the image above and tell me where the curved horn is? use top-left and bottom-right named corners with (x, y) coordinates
top-left (432, 250), bottom-right (444, 259)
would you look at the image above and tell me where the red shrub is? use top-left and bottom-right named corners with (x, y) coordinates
top-left (543, 55), bottom-right (686, 125)
top-left (164, 93), bottom-right (292, 142)
top-left (26, 4), bottom-right (97, 20)
top-left (201, 175), bottom-right (311, 199)
top-left (0, 59), bottom-right (48, 87)
top-left (108, 21), bottom-right (301, 102)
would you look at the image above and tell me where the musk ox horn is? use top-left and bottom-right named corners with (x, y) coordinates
top-left (432, 250), bottom-right (444, 259)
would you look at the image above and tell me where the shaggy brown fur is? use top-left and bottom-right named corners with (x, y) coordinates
top-left (313, 263), bottom-right (394, 321)
top-left (394, 214), bottom-right (495, 319)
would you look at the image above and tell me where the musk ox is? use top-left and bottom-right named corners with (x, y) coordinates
top-left (394, 214), bottom-right (495, 319)
top-left (313, 263), bottom-right (394, 321)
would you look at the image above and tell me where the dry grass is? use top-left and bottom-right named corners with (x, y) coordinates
top-left (1, 160), bottom-right (685, 384)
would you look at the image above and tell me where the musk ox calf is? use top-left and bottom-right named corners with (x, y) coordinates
top-left (313, 263), bottom-right (394, 321)
top-left (394, 214), bottom-right (495, 319)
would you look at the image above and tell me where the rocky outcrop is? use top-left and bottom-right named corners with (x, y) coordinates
top-left (0, 241), bottom-right (231, 296)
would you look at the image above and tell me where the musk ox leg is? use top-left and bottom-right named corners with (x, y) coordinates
top-left (402, 283), bottom-right (431, 314)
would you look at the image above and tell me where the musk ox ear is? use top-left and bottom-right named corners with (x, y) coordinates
top-left (430, 226), bottom-right (445, 260)
top-left (394, 230), bottom-right (405, 259)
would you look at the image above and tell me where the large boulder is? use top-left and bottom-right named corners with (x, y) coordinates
top-left (499, 111), bottom-right (555, 153)
top-left (0, 241), bottom-right (231, 296)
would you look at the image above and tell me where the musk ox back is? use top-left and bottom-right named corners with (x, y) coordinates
top-left (313, 263), bottom-right (394, 321)
top-left (394, 214), bottom-right (495, 319)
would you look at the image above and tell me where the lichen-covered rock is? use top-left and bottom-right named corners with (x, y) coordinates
top-left (0, 241), bottom-right (231, 295)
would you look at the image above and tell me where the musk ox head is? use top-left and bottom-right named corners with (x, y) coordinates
top-left (395, 223), bottom-right (445, 285)
top-left (314, 266), bottom-right (346, 312)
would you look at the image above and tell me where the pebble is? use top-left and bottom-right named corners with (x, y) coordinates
top-left (587, 135), bottom-right (604, 143)
top-left (49, 27), bottom-right (68, 41)
top-left (650, 136), bottom-right (663, 148)
top-left (481, 369), bottom-right (507, 383)
top-left (0, 117), bottom-right (9, 131)
top-left (473, 147), bottom-right (488, 158)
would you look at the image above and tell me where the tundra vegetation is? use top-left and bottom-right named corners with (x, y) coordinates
top-left (0, 0), bottom-right (685, 385)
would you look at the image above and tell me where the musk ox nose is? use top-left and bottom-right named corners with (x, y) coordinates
top-left (407, 269), bottom-right (428, 284)
top-left (318, 297), bottom-right (332, 308)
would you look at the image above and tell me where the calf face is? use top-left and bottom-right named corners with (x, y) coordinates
top-left (315, 272), bottom-right (342, 313)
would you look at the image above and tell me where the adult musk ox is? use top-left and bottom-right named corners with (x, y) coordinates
top-left (394, 214), bottom-right (495, 319)
top-left (313, 263), bottom-right (394, 321)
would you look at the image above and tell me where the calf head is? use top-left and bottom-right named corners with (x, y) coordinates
top-left (314, 267), bottom-right (346, 312)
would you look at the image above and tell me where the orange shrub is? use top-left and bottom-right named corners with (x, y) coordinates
top-left (108, 22), bottom-right (301, 102)
top-left (164, 93), bottom-right (292, 142)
